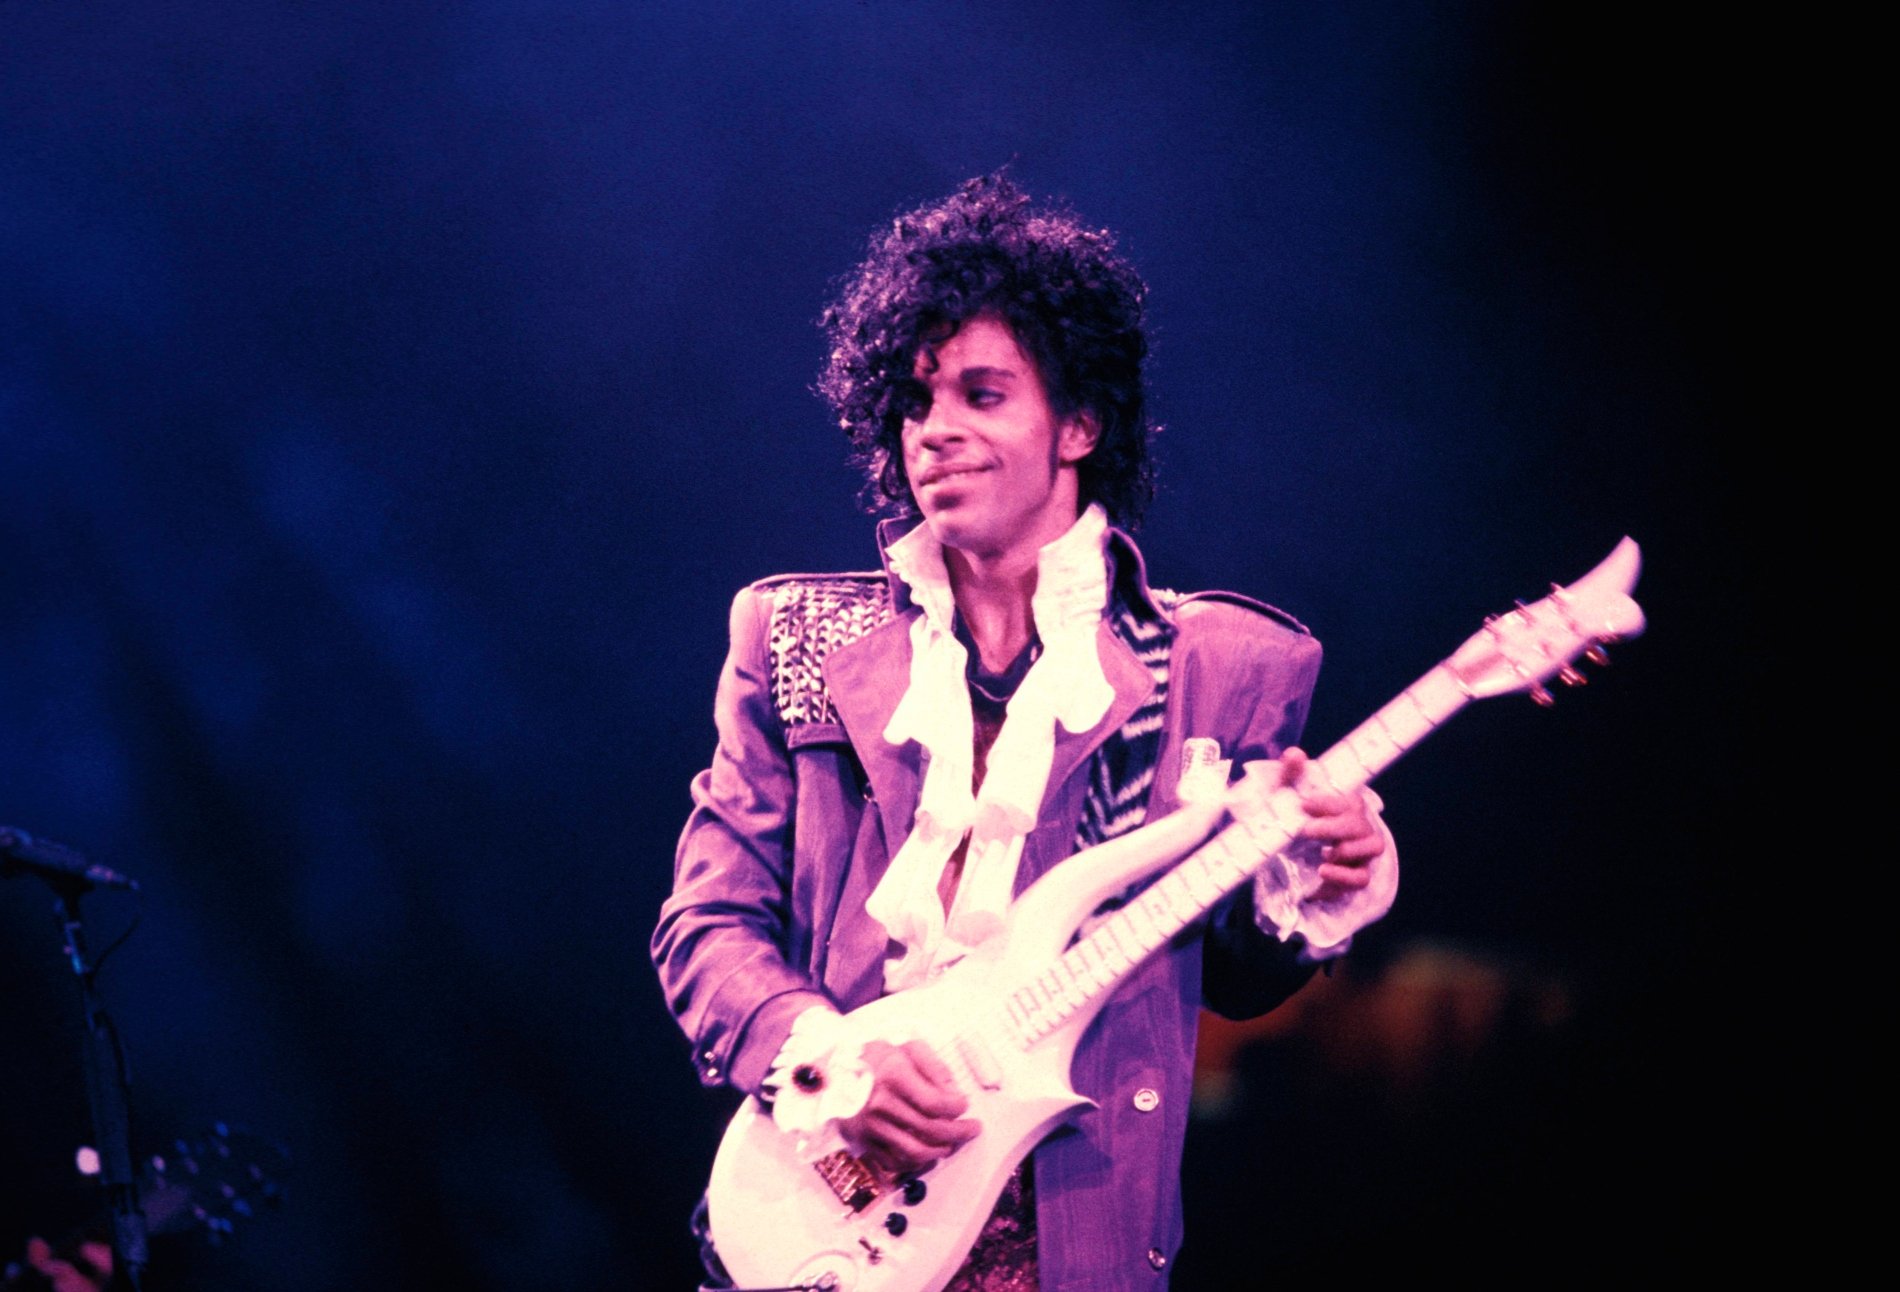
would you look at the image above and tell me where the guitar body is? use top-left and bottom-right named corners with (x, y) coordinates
top-left (708, 971), bottom-right (1090, 1292)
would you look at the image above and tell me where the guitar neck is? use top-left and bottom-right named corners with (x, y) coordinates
top-left (1006, 662), bottom-right (1471, 1044)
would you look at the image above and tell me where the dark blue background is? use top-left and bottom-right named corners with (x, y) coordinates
top-left (4, 3), bottom-right (1753, 1286)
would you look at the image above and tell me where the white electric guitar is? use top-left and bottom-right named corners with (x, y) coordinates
top-left (707, 538), bottom-right (1646, 1292)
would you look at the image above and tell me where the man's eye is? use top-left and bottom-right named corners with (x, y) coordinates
top-left (893, 378), bottom-right (931, 423)
top-left (967, 388), bottom-right (1003, 409)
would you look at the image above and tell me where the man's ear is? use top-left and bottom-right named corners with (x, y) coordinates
top-left (1058, 411), bottom-right (1101, 465)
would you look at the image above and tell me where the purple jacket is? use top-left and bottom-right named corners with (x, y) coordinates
top-left (654, 526), bottom-right (1325, 1290)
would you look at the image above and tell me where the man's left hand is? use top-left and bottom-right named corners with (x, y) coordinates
top-left (1272, 747), bottom-right (1385, 889)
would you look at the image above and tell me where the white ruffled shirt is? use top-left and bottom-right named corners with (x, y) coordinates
top-left (868, 503), bottom-right (1116, 992)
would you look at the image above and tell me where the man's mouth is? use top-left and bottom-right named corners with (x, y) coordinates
top-left (917, 463), bottom-right (991, 488)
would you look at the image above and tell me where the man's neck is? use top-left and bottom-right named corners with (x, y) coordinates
top-left (945, 545), bottom-right (1039, 675)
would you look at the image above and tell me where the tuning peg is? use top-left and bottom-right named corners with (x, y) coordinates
top-left (1529, 683), bottom-right (1554, 707)
top-left (1558, 665), bottom-right (1586, 687)
top-left (1584, 643), bottom-right (1610, 666)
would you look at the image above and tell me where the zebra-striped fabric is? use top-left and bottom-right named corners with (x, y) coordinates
top-left (1075, 588), bottom-right (1178, 850)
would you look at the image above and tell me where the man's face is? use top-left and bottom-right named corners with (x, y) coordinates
top-left (901, 315), bottom-right (1098, 565)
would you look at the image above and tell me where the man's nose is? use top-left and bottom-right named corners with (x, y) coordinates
top-left (911, 399), bottom-right (962, 449)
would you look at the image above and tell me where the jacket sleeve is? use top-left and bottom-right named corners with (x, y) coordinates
top-left (1193, 606), bottom-right (1401, 1017)
top-left (651, 587), bottom-right (834, 1094)
top-left (1180, 604), bottom-right (1329, 1020)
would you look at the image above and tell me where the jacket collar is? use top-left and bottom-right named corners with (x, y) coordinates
top-left (873, 513), bottom-right (1174, 626)
top-left (829, 515), bottom-right (1163, 859)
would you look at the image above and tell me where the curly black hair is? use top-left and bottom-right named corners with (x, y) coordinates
top-left (818, 173), bottom-right (1157, 528)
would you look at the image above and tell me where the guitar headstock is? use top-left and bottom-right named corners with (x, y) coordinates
top-left (1446, 537), bottom-right (1646, 704)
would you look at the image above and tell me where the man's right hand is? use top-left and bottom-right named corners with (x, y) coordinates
top-left (840, 1039), bottom-right (980, 1176)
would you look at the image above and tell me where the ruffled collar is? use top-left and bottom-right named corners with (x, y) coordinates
top-left (867, 504), bottom-right (1114, 989)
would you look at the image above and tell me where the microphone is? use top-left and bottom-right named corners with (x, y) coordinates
top-left (0, 827), bottom-right (141, 892)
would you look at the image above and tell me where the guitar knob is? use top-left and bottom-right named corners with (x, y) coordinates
top-left (902, 1178), bottom-right (927, 1206)
top-left (884, 1212), bottom-right (909, 1236)
top-left (1584, 643), bottom-right (1610, 666)
top-left (1558, 665), bottom-right (1586, 687)
top-left (1529, 683), bottom-right (1554, 707)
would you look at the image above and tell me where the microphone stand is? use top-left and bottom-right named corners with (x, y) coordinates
top-left (4, 847), bottom-right (148, 1292)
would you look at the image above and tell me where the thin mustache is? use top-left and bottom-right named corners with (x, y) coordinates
top-left (915, 462), bottom-right (993, 487)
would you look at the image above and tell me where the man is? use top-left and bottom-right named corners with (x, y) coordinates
top-left (653, 174), bottom-right (1396, 1290)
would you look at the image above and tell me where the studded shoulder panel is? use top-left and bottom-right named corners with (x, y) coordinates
top-left (760, 573), bottom-right (896, 727)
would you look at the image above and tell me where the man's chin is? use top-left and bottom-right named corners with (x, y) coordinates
top-left (919, 509), bottom-right (978, 550)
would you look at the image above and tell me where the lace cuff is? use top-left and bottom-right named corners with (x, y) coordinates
top-left (760, 1006), bottom-right (875, 1161)
top-left (1251, 788), bottom-right (1399, 962)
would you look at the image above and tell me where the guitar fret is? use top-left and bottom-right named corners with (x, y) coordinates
top-left (1125, 899), bottom-right (1162, 950)
top-left (1202, 854), bottom-right (1239, 897)
top-left (1404, 669), bottom-right (1463, 726)
top-left (1368, 710), bottom-right (1410, 756)
top-left (1218, 828), bottom-right (1263, 880)
top-left (1317, 746), bottom-right (1367, 793)
top-left (1068, 944), bottom-right (1098, 992)
top-left (1078, 963), bottom-right (1100, 996)
top-left (1350, 725), bottom-right (1387, 766)
top-left (1236, 800), bottom-right (1297, 861)
top-left (1158, 870), bottom-right (1194, 916)
top-left (1375, 699), bottom-right (1423, 747)
top-left (1348, 726), bottom-right (1391, 772)
top-left (1141, 885), bottom-right (1175, 929)
top-left (1192, 851), bottom-right (1221, 889)
top-left (1096, 923), bottom-right (1133, 970)
top-left (1201, 837), bottom-right (1247, 887)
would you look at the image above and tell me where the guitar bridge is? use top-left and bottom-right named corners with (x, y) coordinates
top-left (812, 1150), bottom-right (881, 1212)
